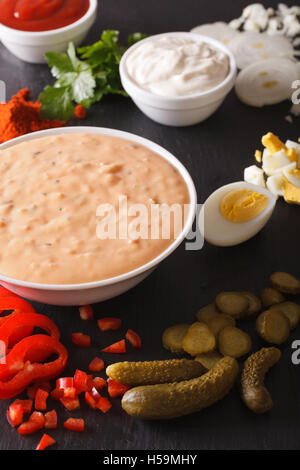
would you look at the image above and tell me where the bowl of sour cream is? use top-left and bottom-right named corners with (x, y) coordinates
top-left (120, 32), bottom-right (237, 126)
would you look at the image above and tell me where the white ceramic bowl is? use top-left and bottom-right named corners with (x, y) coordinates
top-left (120, 32), bottom-right (237, 127)
top-left (0, 126), bottom-right (197, 306)
top-left (0, 0), bottom-right (97, 64)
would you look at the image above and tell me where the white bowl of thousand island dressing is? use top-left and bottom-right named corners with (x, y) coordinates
top-left (0, 127), bottom-right (196, 305)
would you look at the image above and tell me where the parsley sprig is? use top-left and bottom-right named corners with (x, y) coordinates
top-left (40, 30), bottom-right (147, 121)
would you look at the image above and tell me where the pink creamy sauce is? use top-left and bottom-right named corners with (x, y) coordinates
top-left (0, 133), bottom-right (189, 284)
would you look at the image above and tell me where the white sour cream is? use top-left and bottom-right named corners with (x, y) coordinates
top-left (125, 36), bottom-right (230, 97)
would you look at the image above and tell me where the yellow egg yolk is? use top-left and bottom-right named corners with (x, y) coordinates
top-left (220, 189), bottom-right (269, 223)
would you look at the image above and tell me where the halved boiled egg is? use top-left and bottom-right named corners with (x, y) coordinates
top-left (200, 182), bottom-right (276, 247)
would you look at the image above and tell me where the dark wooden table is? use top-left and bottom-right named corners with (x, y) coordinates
top-left (0, 0), bottom-right (300, 451)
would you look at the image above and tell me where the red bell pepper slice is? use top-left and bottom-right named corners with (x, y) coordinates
top-left (88, 357), bottom-right (104, 372)
top-left (72, 333), bottom-right (91, 348)
top-left (0, 286), bottom-right (19, 298)
top-left (0, 298), bottom-right (36, 345)
top-left (125, 329), bottom-right (142, 349)
top-left (18, 411), bottom-right (45, 435)
top-left (0, 335), bottom-right (68, 398)
top-left (0, 313), bottom-right (60, 354)
top-left (64, 418), bottom-right (84, 432)
top-left (36, 433), bottom-right (56, 451)
top-left (13, 398), bottom-right (33, 414)
top-left (101, 339), bottom-right (126, 354)
top-left (107, 378), bottom-right (131, 398)
top-left (97, 317), bottom-right (122, 331)
top-left (79, 305), bottom-right (94, 320)
top-left (7, 403), bottom-right (24, 427)
top-left (96, 396), bottom-right (112, 413)
top-left (45, 410), bottom-right (57, 430)
top-left (74, 369), bottom-right (93, 394)
top-left (93, 377), bottom-right (107, 391)
top-left (35, 388), bottom-right (49, 411)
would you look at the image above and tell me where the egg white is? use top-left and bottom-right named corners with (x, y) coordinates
top-left (199, 181), bottom-right (276, 247)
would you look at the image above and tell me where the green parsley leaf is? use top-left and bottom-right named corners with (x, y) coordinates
top-left (40, 86), bottom-right (74, 121)
top-left (41, 30), bottom-right (147, 120)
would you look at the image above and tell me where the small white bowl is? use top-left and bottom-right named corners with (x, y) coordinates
top-left (120, 32), bottom-right (237, 127)
top-left (0, 0), bottom-right (97, 64)
top-left (0, 126), bottom-right (197, 306)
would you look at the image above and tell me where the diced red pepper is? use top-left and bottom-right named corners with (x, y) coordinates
top-left (0, 335), bottom-right (68, 399)
top-left (18, 411), bottom-right (45, 435)
top-left (12, 399), bottom-right (33, 414)
top-left (56, 377), bottom-right (73, 390)
top-left (101, 339), bottom-right (126, 354)
top-left (64, 418), bottom-right (84, 432)
top-left (93, 377), bottom-right (107, 391)
top-left (72, 333), bottom-right (91, 348)
top-left (85, 391), bottom-right (97, 409)
top-left (35, 388), bottom-right (49, 411)
top-left (63, 387), bottom-right (77, 399)
top-left (79, 305), bottom-right (94, 320)
top-left (97, 317), bottom-right (122, 331)
top-left (51, 388), bottom-right (64, 401)
top-left (74, 369), bottom-right (93, 394)
top-left (7, 403), bottom-right (23, 427)
top-left (27, 382), bottom-right (51, 400)
top-left (96, 396), bottom-right (112, 413)
top-left (88, 357), bottom-right (104, 372)
top-left (107, 378), bottom-right (131, 398)
top-left (45, 410), bottom-right (57, 430)
top-left (60, 396), bottom-right (80, 411)
top-left (125, 329), bottom-right (142, 349)
top-left (36, 433), bottom-right (56, 451)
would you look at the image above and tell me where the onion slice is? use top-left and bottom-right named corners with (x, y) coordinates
top-left (235, 58), bottom-right (300, 107)
top-left (227, 32), bottom-right (295, 69)
top-left (190, 22), bottom-right (240, 45)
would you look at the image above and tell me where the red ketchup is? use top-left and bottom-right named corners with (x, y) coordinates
top-left (0, 0), bottom-right (90, 32)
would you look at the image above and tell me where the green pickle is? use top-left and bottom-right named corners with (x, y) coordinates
top-left (121, 357), bottom-right (239, 420)
top-left (106, 359), bottom-right (205, 386)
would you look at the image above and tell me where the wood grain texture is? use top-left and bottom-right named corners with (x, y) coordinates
top-left (0, 0), bottom-right (299, 450)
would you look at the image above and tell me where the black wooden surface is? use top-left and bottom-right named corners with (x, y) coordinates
top-left (0, 0), bottom-right (300, 451)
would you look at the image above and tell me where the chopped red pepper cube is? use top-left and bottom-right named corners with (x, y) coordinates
top-left (45, 410), bottom-right (57, 430)
top-left (85, 391), bottom-right (96, 409)
top-left (97, 317), bottom-right (122, 331)
top-left (63, 387), bottom-right (77, 399)
top-left (125, 329), bottom-right (142, 349)
top-left (35, 388), bottom-right (49, 411)
top-left (101, 339), bottom-right (126, 354)
top-left (36, 433), bottom-right (56, 451)
top-left (79, 305), bottom-right (94, 320)
top-left (7, 403), bottom-right (23, 427)
top-left (107, 378), bottom-right (131, 398)
top-left (88, 357), bottom-right (104, 372)
top-left (12, 399), bottom-right (33, 414)
top-left (72, 333), bottom-right (91, 348)
top-left (74, 369), bottom-right (93, 394)
top-left (27, 382), bottom-right (51, 400)
top-left (60, 396), bottom-right (80, 411)
top-left (51, 388), bottom-right (64, 401)
top-left (96, 396), bottom-right (112, 413)
top-left (18, 411), bottom-right (45, 435)
top-left (64, 418), bottom-right (84, 432)
top-left (93, 377), bottom-right (107, 391)
top-left (56, 377), bottom-right (73, 390)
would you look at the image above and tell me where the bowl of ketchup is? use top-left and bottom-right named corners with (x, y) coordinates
top-left (0, 0), bottom-right (97, 63)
